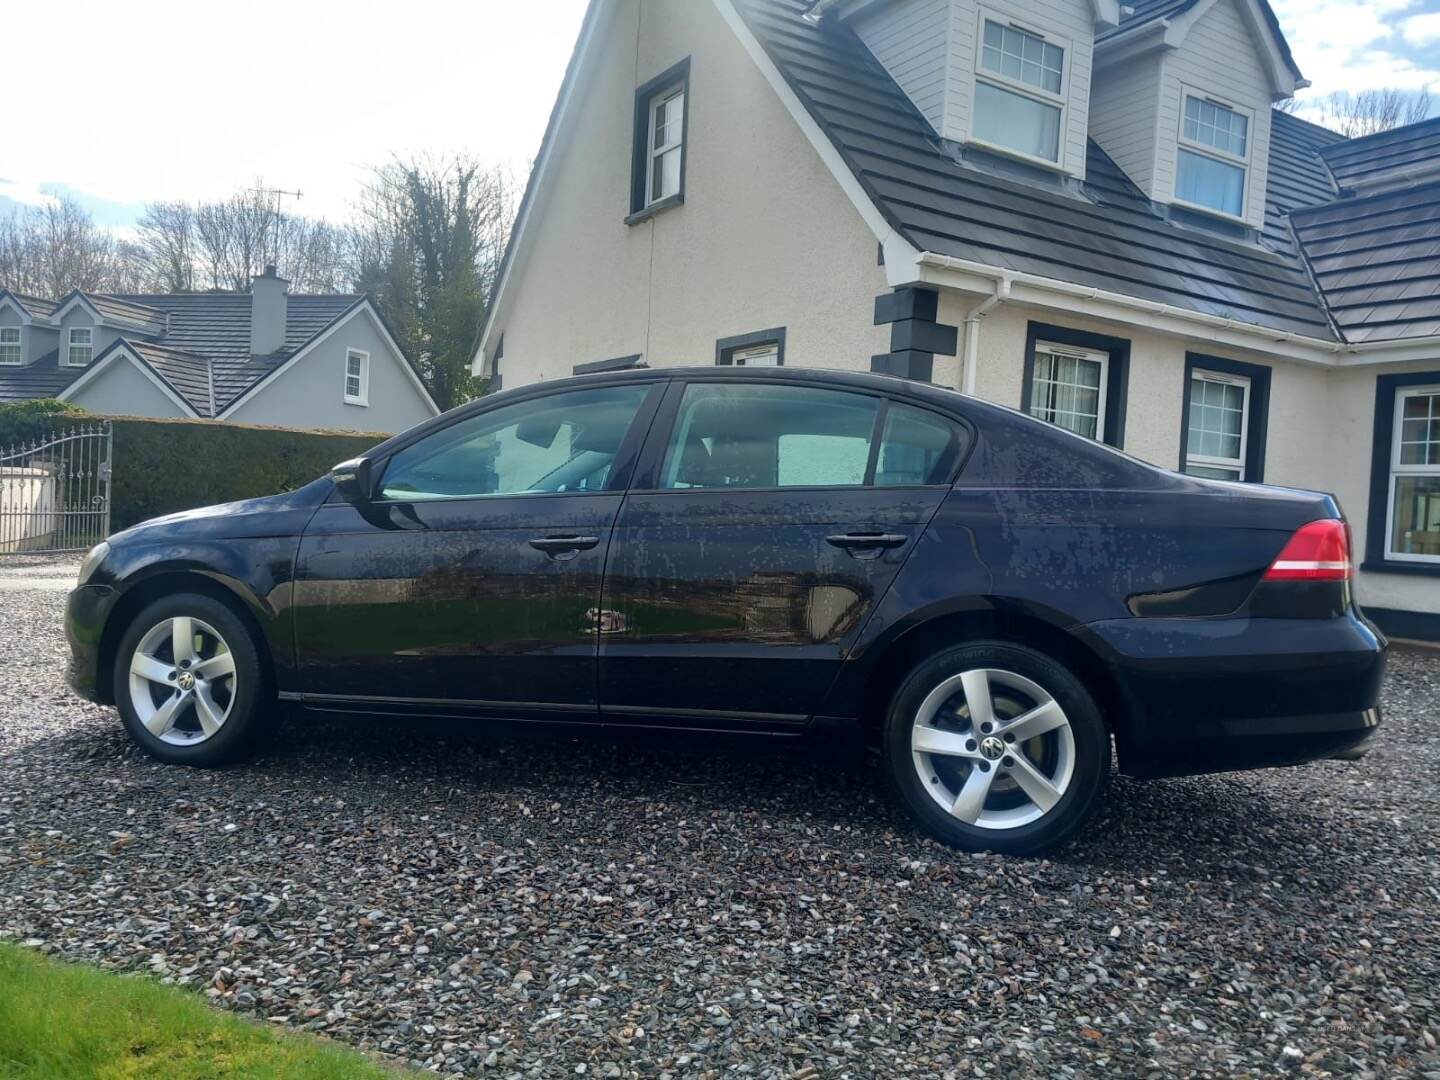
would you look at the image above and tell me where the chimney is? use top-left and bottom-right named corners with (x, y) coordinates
top-left (250, 264), bottom-right (289, 356)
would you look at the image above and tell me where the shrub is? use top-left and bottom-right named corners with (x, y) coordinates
top-left (107, 416), bottom-right (388, 530)
top-left (0, 399), bottom-right (89, 447)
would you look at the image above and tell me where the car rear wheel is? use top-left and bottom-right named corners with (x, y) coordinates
top-left (883, 642), bottom-right (1109, 854)
top-left (113, 593), bottom-right (270, 767)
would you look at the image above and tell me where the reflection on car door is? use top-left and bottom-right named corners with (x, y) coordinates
top-left (292, 381), bottom-right (661, 723)
top-left (597, 379), bottom-right (968, 731)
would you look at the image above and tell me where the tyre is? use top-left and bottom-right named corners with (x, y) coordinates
top-left (882, 641), bottom-right (1109, 855)
top-left (113, 592), bottom-right (271, 767)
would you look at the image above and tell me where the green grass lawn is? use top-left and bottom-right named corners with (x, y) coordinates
top-left (0, 942), bottom-right (412, 1079)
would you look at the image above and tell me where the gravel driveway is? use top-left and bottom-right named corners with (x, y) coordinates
top-left (2, 569), bottom-right (1438, 1078)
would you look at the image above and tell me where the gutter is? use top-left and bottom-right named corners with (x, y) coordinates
top-left (960, 273), bottom-right (1011, 395)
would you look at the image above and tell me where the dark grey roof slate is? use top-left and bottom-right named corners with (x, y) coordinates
top-left (0, 350), bottom-right (81, 402)
top-left (1, 291), bottom-right (60, 320)
top-left (126, 341), bottom-right (215, 416)
top-left (736, 0), bottom-right (1336, 339)
top-left (1318, 116), bottom-right (1440, 193)
top-left (1291, 180), bottom-right (1440, 343)
top-left (85, 294), bottom-right (166, 331)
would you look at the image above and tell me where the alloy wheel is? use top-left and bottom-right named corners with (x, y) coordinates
top-left (127, 616), bottom-right (238, 746)
top-left (910, 668), bottom-right (1076, 830)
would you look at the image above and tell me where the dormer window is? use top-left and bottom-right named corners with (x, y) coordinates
top-left (0, 327), bottom-right (19, 366)
top-left (973, 18), bottom-right (1067, 165)
top-left (1175, 93), bottom-right (1251, 219)
top-left (66, 327), bottom-right (93, 367)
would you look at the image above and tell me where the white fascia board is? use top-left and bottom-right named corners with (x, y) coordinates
top-left (220, 301), bottom-right (440, 419)
top-left (58, 343), bottom-right (201, 417)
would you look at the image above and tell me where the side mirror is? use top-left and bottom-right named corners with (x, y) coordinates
top-left (329, 456), bottom-right (374, 503)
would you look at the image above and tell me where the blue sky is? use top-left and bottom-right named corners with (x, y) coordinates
top-left (3, 0), bottom-right (1438, 236)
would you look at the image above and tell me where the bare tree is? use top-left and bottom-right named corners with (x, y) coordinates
top-left (135, 201), bottom-right (198, 292)
top-left (0, 197), bottom-right (145, 296)
top-left (349, 155), bottom-right (515, 408)
top-left (1283, 87), bottom-right (1434, 137)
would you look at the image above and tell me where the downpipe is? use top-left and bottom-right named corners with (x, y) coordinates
top-left (960, 273), bottom-right (1011, 396)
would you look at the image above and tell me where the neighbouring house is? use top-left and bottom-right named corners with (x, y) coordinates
top-left (473, 0), bottom-right (1440, 640)
top-left (0, 267), bottom-right (439, 430)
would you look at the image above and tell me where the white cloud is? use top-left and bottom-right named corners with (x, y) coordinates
top-left (0, 178), bottom-right (59, 210)
top-left (1270, 0), bottom-right (1440, 99)
top-left (1402, 11), bottom-right (1440, 44)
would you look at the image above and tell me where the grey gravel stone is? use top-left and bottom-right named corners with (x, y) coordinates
top-left (2, 568), bottom-right (1438, 1077)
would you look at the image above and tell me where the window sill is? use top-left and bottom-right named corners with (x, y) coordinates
top-left (344, 399), bottom-right (370, 408)
top-left (625, 193), bottom-right (684, 226)
top-left (964, 137), bottom-right (1068, 176)
top-left (1359, 559), bottom-right (1440, 579)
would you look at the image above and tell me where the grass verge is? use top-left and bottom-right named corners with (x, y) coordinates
top-left (0, 941), bottom-right (412, 1079)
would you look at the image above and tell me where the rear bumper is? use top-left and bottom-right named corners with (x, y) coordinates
top-left (65, 584), bottom-right (118, 704)
top-left (1077, 611), bottom-right (1386, 779)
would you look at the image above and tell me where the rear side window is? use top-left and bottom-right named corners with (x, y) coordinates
top-left (657, 383), bottom-right (966, 491)
top-left (660, 383), bottom-right (878, 490)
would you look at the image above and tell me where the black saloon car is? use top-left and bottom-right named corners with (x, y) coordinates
top-left (65, 367), bottom-right (1385, 854)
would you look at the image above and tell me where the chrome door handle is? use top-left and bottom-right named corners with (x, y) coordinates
top-left (529, 535), bottom-right (601, 554)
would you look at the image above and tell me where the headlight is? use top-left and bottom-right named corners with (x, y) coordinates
top-left (76, 541), bottom-right (110, 586)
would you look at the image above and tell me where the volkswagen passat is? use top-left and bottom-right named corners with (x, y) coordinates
top-left (65, 368), bottom-right (1385, 854)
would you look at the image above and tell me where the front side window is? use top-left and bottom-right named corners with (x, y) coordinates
top-left (1185, 371), bottom-right (1250, 480)
top-left (1028, 343), bottom-right (1106, 440)
top-left (973, 18), bottom-right (1065, 164)
top-left (0, 327), bottom-right (19, 365)
top-left (661, 383), bottom-right (879, 490)
top-left (66, 327), bottom-right (93, 367)
top-left (1176, 94), bottom-right (1250, 218)
top-left (344, 348), bottom-right (370, 406)
top-left (1387, 388), bottom-right (1440, 561)
top-left (380, 384), bottom-right (649, 501)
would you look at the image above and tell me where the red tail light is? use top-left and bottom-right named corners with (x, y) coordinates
top-left (1263, 519), bottom-right (1352, 582)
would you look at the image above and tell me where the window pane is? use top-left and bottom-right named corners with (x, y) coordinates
top-left (1029, 349), bottom-right (1104, 439)
top-left (1176, 148), bottom-right (1245, 216)
top-left (1399, 393), bottom-right (1440, 466)
top-left (730, 343), bottom-right (779, 367)
top-left (381, 385), bottom-right (648, 500)
top-left (652, 146), bottom-right (681, 202)
top-left (0, 327), bottom-right (18, 365)
top-left (974, 81), bottom-right (1061, 161)
top-left (660, 383), bottom-right (878, 490)
top-left (980, 21), bottom-right (1063, 94)
top-left (1184, 95), bottom-right (1247, 157)
top-left (1188, 464), bottom-right (1243, 481)
top-left (876, 403), bottom-right (963, 486)
top-left (1391, 475), bottom-right (1440, 557)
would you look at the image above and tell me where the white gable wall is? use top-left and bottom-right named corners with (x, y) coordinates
top-left (225, 309), bottom-right (434, 432)
top-left (486, 0), bottom-right (892, 389)
top-left (851, 0), bottom-right (952, 133)
top-left (66, 356), bottom-right (190, 418)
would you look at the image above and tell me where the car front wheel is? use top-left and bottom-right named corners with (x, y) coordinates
top-left (113, 593), bottom-right (270, 766)
top-left (883, 642), bottom-right (1109, 855)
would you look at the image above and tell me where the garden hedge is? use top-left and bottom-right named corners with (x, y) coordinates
top-left (105, 415), bottom-right (389, 530)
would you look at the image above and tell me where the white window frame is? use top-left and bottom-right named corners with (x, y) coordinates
top-left (729, 342), bottom-right (780, 367)
top-left (1173, 87), bottom-right (1253, 222)
top-left (644, 82), bottom-right (686, 208)
top-left (1385, 385), bottom-right (1440, 564)
top-left (0, 327), bottom-right (20, 366)
top-left (1029, 341), bottom-right (1108, 442)
top-left (1185, 369), bottom-right (1251, 480)
top-left (344, 348), bottom-right (370, 406)
top-left (970, 10), bottom-right (1072, 171)
top-left (65, 327), bottom-right (93, 367)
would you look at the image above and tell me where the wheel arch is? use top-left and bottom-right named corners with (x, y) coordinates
top-left (857, 602), bottom-right (1138, 768)
top-left (96, 570), bottom-right (276, 706)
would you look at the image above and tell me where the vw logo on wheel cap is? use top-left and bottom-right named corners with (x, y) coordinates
top-left (177, 671), bottom-right (196, 691)
top-left (980, 736), bottom-right (1005, 761)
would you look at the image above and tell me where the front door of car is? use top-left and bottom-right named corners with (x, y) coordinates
top-left (597, 378), bottom-right (967, 731)
top-left (292, 380), bottom-right (661, 722)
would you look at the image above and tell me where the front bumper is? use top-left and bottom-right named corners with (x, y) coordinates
top-left (65, 584), bottom-right (119, 703)
top-left (1077, 611), bottom-right (1387, 779)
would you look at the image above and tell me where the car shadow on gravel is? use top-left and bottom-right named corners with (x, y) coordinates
top-left (20, 705), bottom-right (1358, 878)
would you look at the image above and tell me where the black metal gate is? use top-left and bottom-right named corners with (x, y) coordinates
top-left (0, 422), bottom-right (112, 554)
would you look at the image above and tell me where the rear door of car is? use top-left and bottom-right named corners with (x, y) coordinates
top-left (292, 377), bottom-right (664, 723)
top-left (596, 374), bottom-right (968, 731)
